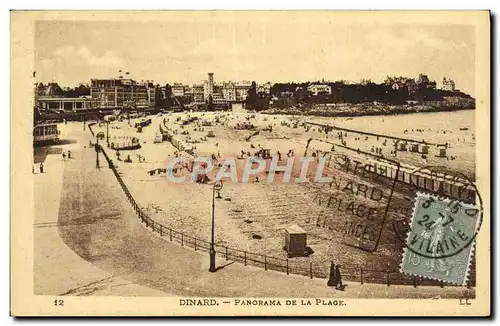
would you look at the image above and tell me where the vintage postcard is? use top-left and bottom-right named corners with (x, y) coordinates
top-left (10, 11), bottom-right (491, 316)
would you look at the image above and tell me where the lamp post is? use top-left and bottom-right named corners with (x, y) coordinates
top-left (95, 135), bottom-right (100, 168)
top-left (209, 180), bottom-right (223, 272)
top-left (106, 121), bottom-right (110, 147)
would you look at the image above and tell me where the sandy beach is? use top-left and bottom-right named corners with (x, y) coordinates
top-left (89, 110), bottom-right (476, 280)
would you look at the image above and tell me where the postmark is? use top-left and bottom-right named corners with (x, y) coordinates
top-left (399, 192), bottom-right (481, 285)
top-left (308, 151), bottom-right (400, 252)
top-left (392, 166), bottom-right (483, 242)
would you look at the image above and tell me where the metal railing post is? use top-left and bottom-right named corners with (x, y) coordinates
top-left (244, 251), bottom-right (247, 266)
top-left (309, 262), bottom-right (313, 279)
top-left (286, 259), bottom-right (289, 275)
top-left (386, 270), bottom-right (390, 286)
top-left (264, 255), bottom-right (267, 271)
top-left (360, 267), bottom-right (364, 284)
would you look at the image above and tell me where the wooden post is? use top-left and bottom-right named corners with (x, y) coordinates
top-left (169, 228), bottom-right (172, 241)
top-left (309, 262), bottom-right (313, 279)
top-left (360, 267), bottom-right (364, 284)
top-left (181, 233), bottom-right (184, 246)
top-left (244, 251), bottom-right (247, 266)
top-left (264, 255), bottom-right (267, 271)
top-left (160, 224), bottom-right (163, 236)
top-left (286, 259), bottom-right (289, 275)
top-left (194, 238), bottom-right (197, 251)
top-left (225, 246), bottom-right (228, 261)
top-left (386, 270), bottom-right (390, 286)
top-left (413, 275), bottom-right (417, 288)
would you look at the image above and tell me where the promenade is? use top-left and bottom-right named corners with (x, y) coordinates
top-left (34, 124), bottom-right (167, 296)
top-left (34, 122), bottom-right (474, 298)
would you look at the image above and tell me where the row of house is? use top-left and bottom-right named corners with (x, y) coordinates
top-left (35, 78), bottom-right (157, 111)
top-left (168, 73), bottom-right (273, 105)
top-left (384, 74), bottom-right (457, 94)
top-left (35, 72), bottom-right (460, 111)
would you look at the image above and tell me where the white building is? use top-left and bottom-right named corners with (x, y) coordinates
top-left (257, 82), bottom-right (272, 95)
top-left (235, 81), bottom-right (252, 101)
top-left (203, 72), bottom-right (214, 102)
top-left (307, 84), bottom-right (332, 96)
top-left (222, 81), bottom-right (252, 102)
top-left (442, 77), bottom-right (456, 91)
top-left (222, 81), bottom-right (237, 101)
top-left (171, 83), bottom-right (185, 97)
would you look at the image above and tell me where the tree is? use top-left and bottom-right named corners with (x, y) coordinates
top-left (245, 81), bottom-right (259, 109)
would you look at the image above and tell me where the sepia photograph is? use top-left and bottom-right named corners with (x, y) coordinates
top-left (10, 10), bottom-right (491, 316)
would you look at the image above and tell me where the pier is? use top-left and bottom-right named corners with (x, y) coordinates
top-left (304, 121), bottom-right (440, 146)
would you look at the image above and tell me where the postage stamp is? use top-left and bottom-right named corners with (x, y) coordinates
top-left (400, 192), bottom-right (482, 285)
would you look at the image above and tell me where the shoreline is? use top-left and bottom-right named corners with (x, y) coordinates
top-left (260, 105), bottom-right (475, 118)
top-left (33, 105), bottom-right (475, 124)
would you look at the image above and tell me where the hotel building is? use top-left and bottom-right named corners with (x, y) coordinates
top-left (90, 78), bottom-right (156, 109)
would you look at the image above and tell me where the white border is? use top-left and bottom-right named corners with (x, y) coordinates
top-left (4, 1), bottom-right (498, 324)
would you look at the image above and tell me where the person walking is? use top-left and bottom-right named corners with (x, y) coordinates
top-left (335, 265), bottom-right (343, 290)
top-left (62, 152), bottom-right (66, 161)
top-left (68, 150), bottom-right (71, 159)
top-left (39, 163), bottom-right (44, 173)
top-left (327, 262), bottom-right (337, 287)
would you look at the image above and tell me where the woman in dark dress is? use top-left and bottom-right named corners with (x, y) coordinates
top-left (327, 262), bottom-right (337, 287)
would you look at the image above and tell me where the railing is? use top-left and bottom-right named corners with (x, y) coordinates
top-left (87, 122), bottom-right (96, 137)
top-left (89, 123), bottom-right (472, 288)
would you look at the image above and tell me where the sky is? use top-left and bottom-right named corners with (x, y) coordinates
top-left (35, 19), bottom-right (476, 96)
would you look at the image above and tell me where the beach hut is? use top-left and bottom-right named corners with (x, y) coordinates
top-left (409, 144), bottom-right (419, 152)
top-left (154, 133), bottom-right (163, 143)
top-left (397, 142), bottom-right (407, 151)
top-left (436, 146), bottom-right (447, 157)
top-left (419, 144), bottom-right (429, 154)
top-left (284, 224), bottom-right (307, 258)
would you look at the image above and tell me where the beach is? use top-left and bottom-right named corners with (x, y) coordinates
top-left (88, 110), bottom-right (476, 281)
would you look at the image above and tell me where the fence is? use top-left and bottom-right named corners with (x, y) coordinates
top-left (90, 124), bottom-right (469, 288)
top-left (87, 122), bottom-right (96, 136)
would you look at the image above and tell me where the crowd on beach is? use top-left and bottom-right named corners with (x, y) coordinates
top-left (131, 112), bottom-right (471, 181)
